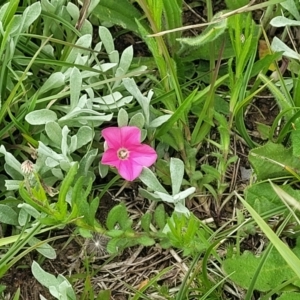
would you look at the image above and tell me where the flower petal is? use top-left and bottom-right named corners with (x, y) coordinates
top-left (118, 160), bottom-right (143, 181)
top-left (119, 126), bottom-right (141, 146)
top-left (129, 144), bottom-right (157, 167)
top-left (102, 127), bottom-right (123, 149)
top-left (101, 149), bottom-right (120, 168)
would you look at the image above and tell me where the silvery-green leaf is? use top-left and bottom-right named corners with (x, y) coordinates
top-left (41, 0), bottom-right (55, 13)
top-left (69, 135), bottom-right (77, 153)
top-left (59, 107), bottom-right (111, 121)
top-left (52, 168), bottom-right (64, 180)
top-left (149, 115), bottom-right (172, 128)
top-left (57, 280), bottom-right (76, 300)
top-left (63, 34), bottom-right (92, 69)
top-left (60, 160), bottom-right (72, 172)
top-left (0, 3), bottom-right (9, 21)
top-left (117, 108), bottom-right (128, 127)
top-left (270, 16), bottom-right (300, 27)
top-left (43, 44), bottom-right (54, 57)
top-left (174, 203), bottom-right (190, 216)
top-left (114, 46), bottom-right (133, 87)
top-left (100, 63), bottom-right (118, 72)
top-left (129, 112), bottom-right (145, 129)
top-left (99, 26), bottom-right (115, 54)
top-left (71, 114), bottom-right (113, 122)
top-left (109, 50), bottom-right (119, 65)
top-left (5, 180), bottom-right (21, 190)
top-left (122, 78), bottom-right (150, 125)
top-left (74, 54), bottom-right (88, 65)
top-left (93, 95), bottom-right (133, 110)
top-left (0, 145), bottom-right (22, 175)
top-left (45, 157), bottom-right (60, 168)
top-left (175, 187), bottom-right (196, 201)
top-left (80, 20), bottom-right (93, 36)
top-left (4, 164), bottom-right (22, 180)
top-left (139, 167), bottom-right (167, 193)
top-left (40, 72), bottom-right (65, 95)
top-left (45, 122), bottom-right (62, 147)
top-left (9, 16), bottom-right (22, 36)
top-left (25, 109), bottom-right (57, 125)
top-left (77, 149), bottom-right (98, 178)
top-left (139, 188), bottom-right (161, 201)
top-left (70, 67), bottom-right (81, 110)
top-left (61, 126), bottom-right (70, 157)
top-left (49, 286), bottom-right (59, 298)
top-left (18, 208), bottom-right (29, 226)
top-left (118, 46), bottom-right (133, 73)
top-left (18, 203), bottom-right (40, 219)
top-left (155, 192), bottom-right (175, 203)
top-left (280, 0), bottom-right (300, 21)
top-left (76, 126), bottom-right (93, 149)
top-left (170, 158), bottom-right (184, 195)
top-left (66, 2), bottom-right (79, 22)
top-left (19, 2), bottom-right (41, 34)
top-left (271, 37), bottom-right (300, 60)
top-left (77, 94), bottom-right (87, 109)
top-left (32, 261), bottom-right (58, 288)
top-left (99, 163), bottom-right (108, 178)
top-left (28, 237), bottom-right (56, 259)
top-left (0, 204), bottom-right (18, 225)
top-left (141, 129), bottom-right (147, 142)
top-left (38, 142), bottom-right (63, 161)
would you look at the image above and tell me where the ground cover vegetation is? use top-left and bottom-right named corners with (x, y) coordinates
top-left (1, 0), bottom-right (300, 299)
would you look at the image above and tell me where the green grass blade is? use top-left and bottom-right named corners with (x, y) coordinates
top-left (237, 193), bottom-right (300, 279)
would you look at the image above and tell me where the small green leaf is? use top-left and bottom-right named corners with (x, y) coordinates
top-left (178, 13), bottom-right (227, 47)
top-left (106, 203), bottom-right (131, 230)
top-left (277, 292), bottom-right (300, 300)
top-left (141, 213), bottom-right (152, 233)
top-left (249, 142), bottom-right (300, 180)
top-left (154, 204), bottom-right (166, 230)
top-left (97, 290), bottom-right (111, 300)
top-left (57, 162), bottom-right (78, 217)
top-left (137, 236), bottom-right (155, 246)
top-left (222, 240), bottom-right (299, 292)
top-left (93, 0), bottom-right (142, 33)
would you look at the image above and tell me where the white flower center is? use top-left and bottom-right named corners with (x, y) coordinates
top-left (117, 148), bottom-right (129, 160)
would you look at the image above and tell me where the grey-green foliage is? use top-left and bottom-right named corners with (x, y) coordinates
top-left (32, 261), bottom-right (76, 300)
top-left (0, 123), bottom-right (96, 190)
top-left (139, 158), bottom-right (195, 215)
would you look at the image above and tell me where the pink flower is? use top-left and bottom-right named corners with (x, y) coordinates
top-left (101, 126), bottom-right (157, 181)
